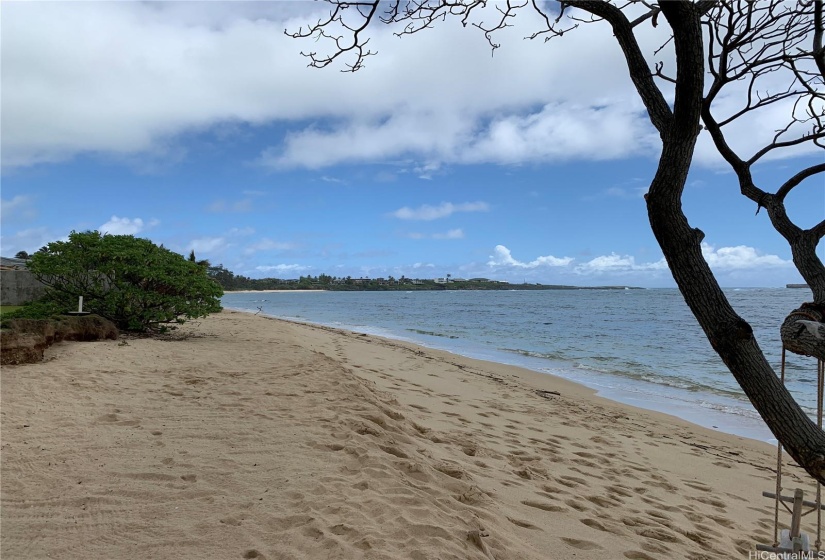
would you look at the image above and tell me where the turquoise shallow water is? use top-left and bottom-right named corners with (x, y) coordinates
top-left (222, 288), bottom-right (818, 442)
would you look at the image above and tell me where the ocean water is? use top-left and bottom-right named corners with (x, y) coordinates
top-left (222, 288), bottom-right (819, 442)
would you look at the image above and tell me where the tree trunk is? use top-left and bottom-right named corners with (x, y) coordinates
top-left (649, 185), bottom-right (825, 484)
top-left (781, 304), bottom-right (825, 361)
top-left (645, 3), bottom-right (825, 485)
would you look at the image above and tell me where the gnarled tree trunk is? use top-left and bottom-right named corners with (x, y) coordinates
top-left (644, 3), bottom-right (825, 485)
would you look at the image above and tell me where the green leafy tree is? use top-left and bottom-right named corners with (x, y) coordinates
top-left (14, 251), bottom-right (29, 260)
top-left (29, 231), bottom-right (223, 332)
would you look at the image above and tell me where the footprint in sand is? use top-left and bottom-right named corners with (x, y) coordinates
top-left (587, 495), bottom-right (623, 508)
top-left (561, 537), bottom-right (603, 550)
top-left (521, 500), bottom-right (565, 513)
top-left (581, 518), bottom-right (625, 535)
top-left (636, 527), bottom-right (682, 543)
top-left (507, 517), bottom-right (538, 529)
top-left (623, 551), bottom-right (657, 560)
top-left (564, 499), bottom-right (590, 512)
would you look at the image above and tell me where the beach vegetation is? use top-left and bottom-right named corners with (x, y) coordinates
top-left (289, 1), bottom-right (825, 483)
top-left (0, 299), bottom-right (66, 324)
top-left (27, 231), bottom-right (224, 332)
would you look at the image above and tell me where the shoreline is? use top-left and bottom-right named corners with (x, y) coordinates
top-left (226, 305), bottom-right (774, 444)
top-left (227, 289), bottom-right (327, 293)
top-left (2, 309), bottom-right (816, 559)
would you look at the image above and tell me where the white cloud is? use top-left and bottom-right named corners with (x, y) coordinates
top-left (255, 264), bottom-right (308, 274)
top-left (574, 253), bottom-right (668, 275)
top-left (99, 215), bottom-right (154, 235)
top-left (1, 195), bottom-right (37, 223)
top-left (0, 227), bottom-right (61, 256)
top-left (320, 175), bottom-right (347, 185)
top-left (391, 201), bottom-right (489, 221)
top-left (227, 227), bottom-right (255, 237)
top-left (0, 2), bottom-right (661, 170)
top-left (267, 101), bottom-right (660, 169)
top-left (189, 236), bottom-right (228, 254)
top-left (433, 229), bottom-right (464, 240)
top-left (244, 238), bottom-right (297, 254)
top-left (3, 2), bottom-right (815, 175)
top-left (481, 242), bottom-right (793, 285)
top-left (701, 242), bottom-right (791, 270)
top-left (407, 229), bottom-right (465, 240)
top-left (487, 245), bottom-right (573, 268)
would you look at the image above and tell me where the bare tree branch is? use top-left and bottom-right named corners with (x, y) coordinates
top-left (776, 162), bottom-right (825, 201)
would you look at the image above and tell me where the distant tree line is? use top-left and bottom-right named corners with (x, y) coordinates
top-left (207, 265), bottom-right (635, 292)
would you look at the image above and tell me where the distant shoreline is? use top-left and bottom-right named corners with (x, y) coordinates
top-left (224, 285), bottom-right (644, 293)
top-left (228, 289), bottom-right (327, 294)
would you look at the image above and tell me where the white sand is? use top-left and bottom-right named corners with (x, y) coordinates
top-left (1, 310), bottom-right (819, 559)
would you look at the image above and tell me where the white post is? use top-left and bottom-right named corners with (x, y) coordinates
top-left (78, 296), bottom-right (84, 313)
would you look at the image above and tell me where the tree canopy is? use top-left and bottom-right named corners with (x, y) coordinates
top-left (29, 231), bottom-right (223, 332)
top-left (291, 0), bottom-right (825, 483)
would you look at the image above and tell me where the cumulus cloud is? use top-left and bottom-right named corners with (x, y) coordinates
top-left (486, 242), bottom-right (789, 279)
top-left (574, 253), bottom-right (668, 275)
top-left (487, 245), bottom-right (573, 268)
top-left (701, 243), bottom-right (791, 270)
top-left (391, 202), bottom-right (489, 221)
top-left (99, 215), bottom-right (156, 235)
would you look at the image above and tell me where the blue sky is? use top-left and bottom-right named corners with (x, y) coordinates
top-left (2, 2), bottom-right (822, 287)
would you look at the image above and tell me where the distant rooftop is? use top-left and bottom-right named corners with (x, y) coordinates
top-left (0, 257), bottom-right (29, 270)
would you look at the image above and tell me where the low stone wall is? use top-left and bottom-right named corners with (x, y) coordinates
top-left (0, 270), bottom-right (47, 305)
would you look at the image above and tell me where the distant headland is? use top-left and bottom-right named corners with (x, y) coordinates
top-left (208, 265), bottom-right (642, 292)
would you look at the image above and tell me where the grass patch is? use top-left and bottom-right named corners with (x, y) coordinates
top-left (0, 300), bottom-right (68, 327)
top-left (0, 305), bottom-right (24, 316)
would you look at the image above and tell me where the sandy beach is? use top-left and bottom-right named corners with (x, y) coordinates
top-left (1, 309), bottom-right (819, 559)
